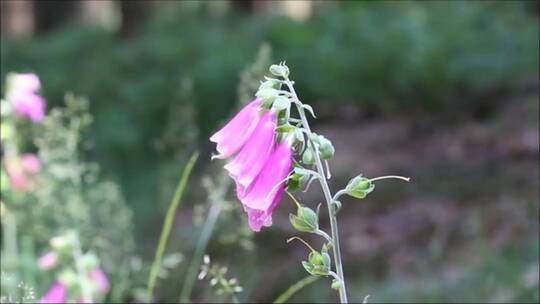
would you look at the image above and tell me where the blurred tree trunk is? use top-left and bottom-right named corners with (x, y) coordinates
top-left (230, 0), bottom-right (254, 13)
top-left (1, 0), bottom-right (34, 38)
top-left (119, 1), bottom-right (150, 39)
top-left (34, 0), bottom-right (77, 33)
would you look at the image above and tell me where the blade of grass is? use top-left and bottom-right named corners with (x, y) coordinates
top-left (146, 152), bottom-right (199, 301)
top-left (179, 176), bottom-right (231, 302)
top-left (273, 276), bottom-right (319, 304)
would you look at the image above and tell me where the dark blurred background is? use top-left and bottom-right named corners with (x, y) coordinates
top-left (1, 0), bottom-right (538, 302)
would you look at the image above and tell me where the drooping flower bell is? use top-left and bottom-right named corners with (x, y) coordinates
top-left (89, 268), bottom-right (110, 294)
top-left (37, 251), bottom-right (58, 270)
top-left (6, 73), bottom-right (46, 123)
top-left (39, 281), bottom-right (67, 304)
top-left (240, 138), bottom-right (293, 231)
top-left (210, 99), bottom-right (262, 159)
top-left (224, 111), bottom-right (276, 197)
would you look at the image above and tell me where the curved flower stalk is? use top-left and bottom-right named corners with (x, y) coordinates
top-left (210, 63), bottom-right (409, 303)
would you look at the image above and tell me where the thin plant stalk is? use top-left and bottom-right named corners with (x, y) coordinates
top-left (178, 178), bottom-right (230, 302)
top-left (146, 152), bottom-right (199, 301)
top-left (284, 77), bottom-right (349, 303)
top-left (273, 276), bottom-right (319, 304)
top-left (72, 233), bottom-right (92, 303)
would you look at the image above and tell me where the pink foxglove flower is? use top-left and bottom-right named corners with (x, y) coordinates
top-left (21, 153), bottom-right (41, 173)
top-left (7, 73), bottom-right (46, 123)
top-left (240, 138), bottom-right (293, 231)
top-left (224, 111), bottom-right (276, 197)
top-left (5, 157), bottom-right (27, 190)
top-left (5, 154), bottom-right (40, 190)
top-left (210, 99), bottom-right (261, 159)
top-left (39, 281), bottom-right (67, 304)
top-left (89, 268), bottom-right (110, 294)
top-left (37, 251), bottom-right (58, 270)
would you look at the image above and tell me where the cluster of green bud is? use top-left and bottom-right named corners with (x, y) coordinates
top-left (301, 243), bottom-right (331, 276)
top-left (285, 166), bottom-right (311, 192)
top-left (289, 202), bottom-right (318, 233)
top-left (345, 175), bottom-right (375, 199)
top-left (269, 62), bottom-right (290, 78)
top-left (307, 133), bottom-right (334, 160)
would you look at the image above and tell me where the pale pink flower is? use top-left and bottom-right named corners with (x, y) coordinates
top-left (210, 99), bottom-right (261, 159)
top-left (224, 111), bottom-right (276, 197)
top-left (39, 281), bottom-right (67, 304)
top-left (89, 268), bottom-right (110, 294)
top-left (5, 154), bottom-right (40, 190)
top-left (240, 138), bottom-right (293, 231)
top-left (21, 153), bottom-right (41, 173)
top-left (37, 251), bottom-right (58, 270)
top-left (7, 73), bottom-right (46, 122)
top-left (5, 157), bottom-right (27, 190)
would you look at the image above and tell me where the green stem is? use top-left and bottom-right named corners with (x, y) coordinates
top-left (285, 78), bottom-right (348, 303)
top-left (72, 232), bottom-right (92, 303)
top-left (273, 276), bottom-right (319, 303)
top-left (146, 152), bottom-right (199, 301)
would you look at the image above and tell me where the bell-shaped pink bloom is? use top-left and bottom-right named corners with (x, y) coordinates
top-left (39, 281), bottom-right (67, 304)
top-left (37, 251), bottom-right (58, 270)
top-left (89, 268), bottom-right (110, 294)
top-left (7, 73), bottom-right (46, 123)
top-left (210, 99), bottom-right (261, 159)
top-left (224, 111), bottom-right (276, 197)
top-left (21, 153), bottom-right (41, 173)
top-left (10, 91), bottom-right (46, 122)
top-left (5, 157), bottom-right (27, 190)
top-left (240, 138), bottom-right (293, 232)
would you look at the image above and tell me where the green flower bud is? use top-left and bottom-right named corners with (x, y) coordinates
top-left (289, 205), bottom-right (318, 232)
top-left (307, 251), bottom-right (329, 275)
top-left (302, 148), bottom-right (315, 165)
top-left (269, 64), bottom-right (290, 78)
top-left (331, 279), bottom-right (342, 290)
top-left (345, 175), bottom-right (375, 199)
top-left (286, 167), bottom-right (310, 192)
top-left (272, 96), bottom-right (290, 112)
top-left (58, 269), bottom-right (77, 286)
top-left (259, 79), bottom-right (281, 90)
top-left (318, 135), bottom-right (335, 160)
top-left (255, 88), bottom-right (278, 105)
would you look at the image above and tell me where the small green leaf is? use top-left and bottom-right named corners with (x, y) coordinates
top-left (302, 104), bottom-right (316, 118)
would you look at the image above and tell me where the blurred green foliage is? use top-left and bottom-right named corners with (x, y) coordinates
top-left (0, 0), bottom-right (537, 261)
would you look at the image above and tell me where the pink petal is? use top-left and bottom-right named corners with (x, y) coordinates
top-left (21, 153), bottom-right (41, 173)
top-left (224, 111), bottom-right (276, 197)
top-left (89, 268), bottom-right (110, 294)
top-left (10, 91), bottom-right (46, 123)
top-left (210, 99), bottom-right (261, 159)
top-left (5, 158), bottom-right (27, 190)
top-left (37, 252), bottom-right (57, 269)
top-left (39, 281), bottom-right (67, 304)
top-left (240, 138), bottom-right (293, 231)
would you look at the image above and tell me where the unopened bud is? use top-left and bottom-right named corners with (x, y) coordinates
top-left (269, 64), bottom-right (290, 78)
top-left (345, 175), bottom-right (375, 199)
